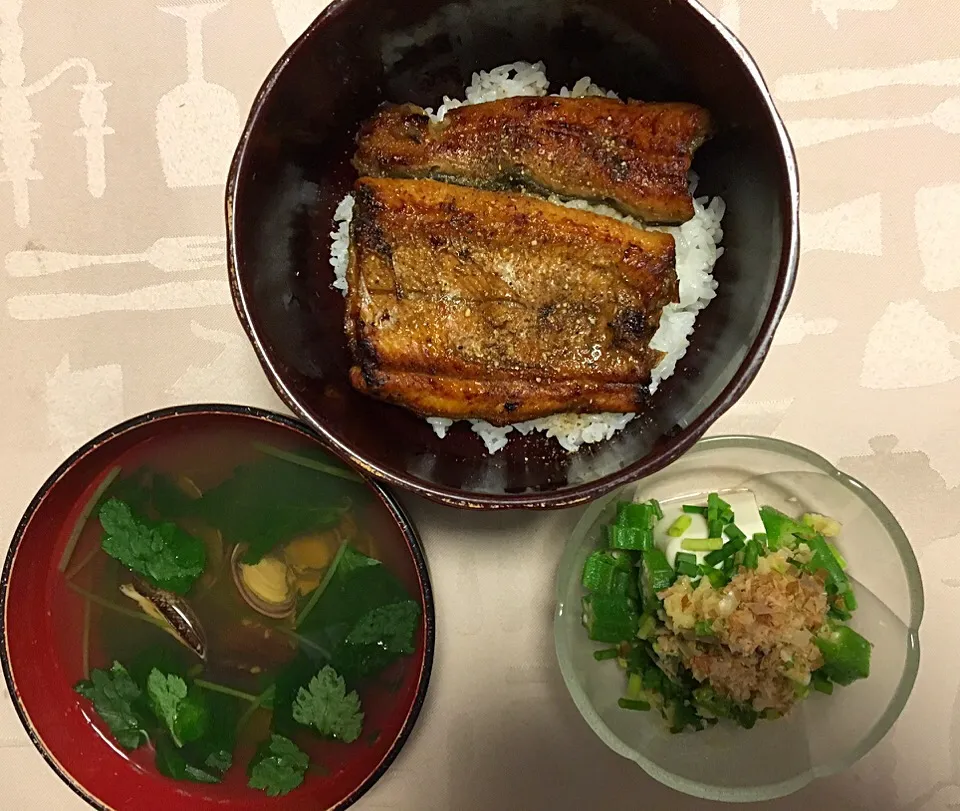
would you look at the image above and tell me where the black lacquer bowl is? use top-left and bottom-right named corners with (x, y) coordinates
top-left (226, 0), bottom-right (799, 509)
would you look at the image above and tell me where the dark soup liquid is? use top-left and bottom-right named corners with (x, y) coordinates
top-left (52, 420), bottom-right (426, 800)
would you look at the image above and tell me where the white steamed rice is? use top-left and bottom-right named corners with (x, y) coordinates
top-left (331, 62), bottom-right (725, 454)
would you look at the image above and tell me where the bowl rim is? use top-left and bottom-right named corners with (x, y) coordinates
top-left (553, 433), bottom-right (924, 803)
top-left (0, 403), bottom-right (436, 811)
top-left (224, 0), bottom-right (801, 510)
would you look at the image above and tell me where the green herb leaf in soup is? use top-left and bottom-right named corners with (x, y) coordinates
top-left (74, 661), bottom-right (149, 750)
top-left (155, 734), bottom-right (221, 784)
top-left (336, 544), bottom-right (381, 577)
top-left (345, 600), bottom-right (421, 655)
top-left (172, 691), bottom-right (237, 783)
top-left (293, 665), bottom-right (364, 743)
top-left (99, 499), bottom-right (206, 594)
top-left (204, 748), bottom-right (232, 775)
top-left (199, 457), bottom-right (351, 565)
top-left (297, 546), bottom-right (422, 681)
top-left (153, 689), bottom-right (237, 784)
top-left (99, 468), bottom-right (198, 523)
top-left (147, 669), bottom-right (210, 747)
top-left (248, 734), bottom-right (310, 797)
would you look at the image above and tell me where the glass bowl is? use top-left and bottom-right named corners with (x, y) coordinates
top-left (553, 435), bottom-right (923, 802)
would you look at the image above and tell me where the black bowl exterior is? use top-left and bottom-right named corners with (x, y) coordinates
top-left (226, 0), bottom-right (799, 509)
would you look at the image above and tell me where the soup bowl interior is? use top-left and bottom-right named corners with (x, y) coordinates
top-left (227, 0), bottom-right (799, 509)
top-left (1, 405), bottom-right (434, 811)
top-left (554, 435), bottom-right (923, 802)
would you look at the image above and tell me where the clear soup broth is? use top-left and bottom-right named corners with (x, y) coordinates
top-left (50, 419), bottom-right (426, 800)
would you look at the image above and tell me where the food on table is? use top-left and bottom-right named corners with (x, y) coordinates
top-left (62, 434), bottom-right (423, 797)
top-left (353, 95), bottom-right (712, 225)
top-left (581, 490), bottom-right (872, 731)
top-left (330, 62), bottom-right (725, 454)
top-left (345, 177), bottom-right (679, 425)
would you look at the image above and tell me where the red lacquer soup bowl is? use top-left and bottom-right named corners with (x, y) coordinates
top-left (0, 404), bottom-right (435, 811)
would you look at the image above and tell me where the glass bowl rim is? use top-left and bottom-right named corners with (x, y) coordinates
top-left (553, 433), bottom-right (924, 803)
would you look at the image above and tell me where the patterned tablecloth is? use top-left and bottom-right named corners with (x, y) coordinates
top-left (0, 1), bottom-right (956, 808)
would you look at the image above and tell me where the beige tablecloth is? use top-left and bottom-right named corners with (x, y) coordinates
top-left (0, 1), bottom-right (956, 808)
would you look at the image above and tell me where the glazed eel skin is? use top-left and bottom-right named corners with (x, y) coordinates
top-left (353, 95), bottom-right (712, 225)
top-left (345, 177), bottom-right (679, 425)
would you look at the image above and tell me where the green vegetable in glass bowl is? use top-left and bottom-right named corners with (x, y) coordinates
top-left (580, 491), bottom-right (873, 733)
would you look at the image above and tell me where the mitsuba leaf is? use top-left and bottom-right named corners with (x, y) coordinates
top-left (248, 735), bottom-right (309, 797)
top-left (74, 661), bottom-right (149, 750)
top-left (292, 666), bottom-right (363, 743)
top-left (147, 669), bottom-right (210, 747)
top-left (345, 600), bottom-right (420, 655)
top-left (99, 499), bottom-right (205, 594)
top-left (199, 457), bottom-right (350, 564)
top-left (155, 734), bottom-right (221, 784)
top-left (99, 468), bottom-right (197, 522)
top-left (297, 546), bottom-right (421, 682)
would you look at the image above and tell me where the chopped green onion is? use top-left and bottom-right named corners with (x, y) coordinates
top-left (753, 532), bottom-right (768, 547)
top-left (674, 552), bottom-right (700, 577)
top-left (593, 647), bottom-right (620, 661)
top-left (694, 620), bottom-right (714, 637)
top-left (708, 519), bottom-right (725, 538)
top-left (707, 492), bottom-right (734, 523)
top-left (648, 499), bottom-right (664, 521)
top-left (704, 568), bottom-right (729, 589)
top-left (637, 613), bottom-right (657, 640)
top-left (693, 686), bottom-right (733, 719)
top-left (681, 537), bottom-right (723, 552)
top-left (682, 504), bottom-right (707, 515)
top-left (724, 523), bottom-right (747, 543)
top-left (627, 672), bottom-right (644, 699)
top-left (667, 515), bottom-right (693, 537)
top-left (642, 666), bottom-right (662, 692)
top-left (704, 539), bottom-right (743, 567)
top-left (743, 539), bottom-right (762, 569)
top-left (707, 492), bottom-right (720, 520)
top-left (668, 698), bottom-right (703, 732)
top-left (618, 698), bottom-right (651, 712)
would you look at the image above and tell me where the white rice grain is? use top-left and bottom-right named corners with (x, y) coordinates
top-left (330, 62), bottom-right (725, 454)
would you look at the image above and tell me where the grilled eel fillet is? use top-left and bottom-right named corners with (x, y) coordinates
top-left (353, 96), bottom-right (712, 225)
top-left (345, 177), bottom-right (679, 425)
